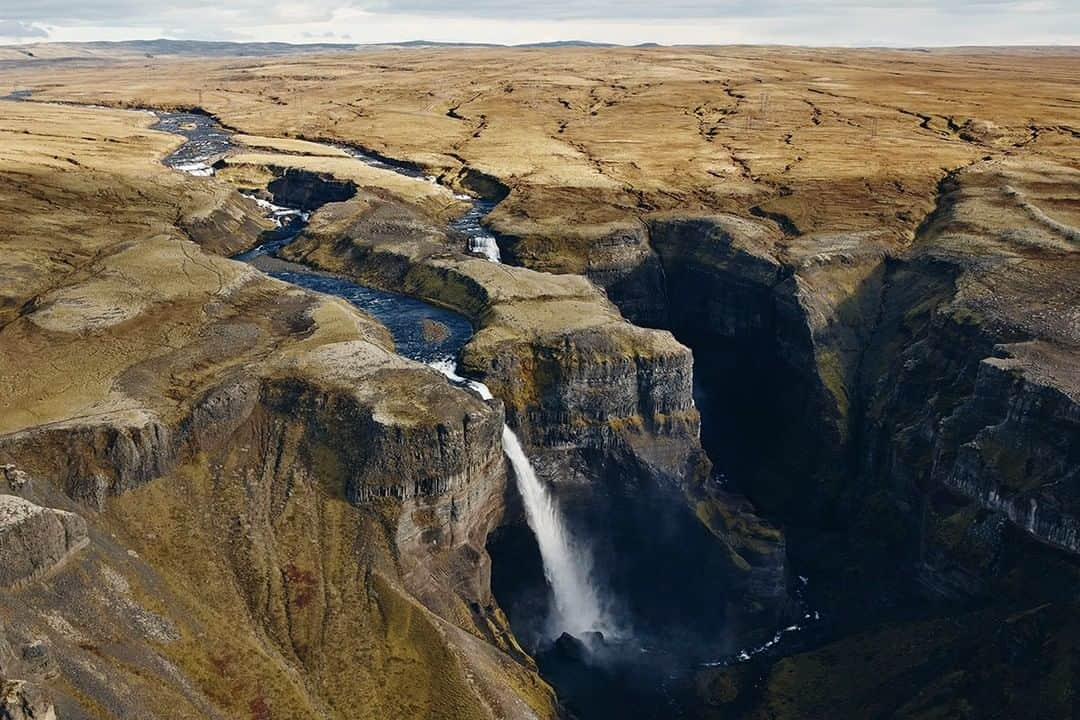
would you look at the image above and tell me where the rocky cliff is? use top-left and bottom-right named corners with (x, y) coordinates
top-left (0, 494), bottom-right (88, 590)
top-left (645, 213), bottom-right (887, 520)
top-left (0, 100), bottom-right (556, 719)
top-left (858, 159), bottom-right (1080, 595)
top-left (229, 153), bottom-right (790, 641)
top-left (571, 159), bottom-right (1080, 602)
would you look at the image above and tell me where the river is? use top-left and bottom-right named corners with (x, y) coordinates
top-left (154, 110), bottom-right (480, 364)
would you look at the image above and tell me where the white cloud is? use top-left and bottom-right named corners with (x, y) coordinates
top-left (1, 1), bottom-right (1076, 45)
top-left (0, 19), bottom-right (48, 39)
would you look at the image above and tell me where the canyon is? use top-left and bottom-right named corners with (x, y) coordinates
top-left (0, 43), bottom-right (1077, 719)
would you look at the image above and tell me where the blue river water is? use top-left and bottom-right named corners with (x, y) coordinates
top-left (152, 110), bottom-right (477, 364)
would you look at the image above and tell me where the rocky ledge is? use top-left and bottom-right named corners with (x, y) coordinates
top-left (0, 100), bottom-right (555, 719)
top-left (0, 494), bottom-right (88, 589)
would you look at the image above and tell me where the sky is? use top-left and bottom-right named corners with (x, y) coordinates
top-left (0, 1), bottom-right (1077, 47)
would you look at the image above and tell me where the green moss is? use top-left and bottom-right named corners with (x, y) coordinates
top-left (371, 574), bottom-right (491, 720)
top-left (815, 345), bottom-right (851, 437)
top-left (979, 437), bottom-right (1037, 492)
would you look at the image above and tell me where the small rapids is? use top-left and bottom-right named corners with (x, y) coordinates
top-left (452, 195), bottom-right (502, 262)
top-left (153, 111), bottom-right (232, 177)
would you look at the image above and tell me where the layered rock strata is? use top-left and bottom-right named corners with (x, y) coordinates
top-left (220, 152), bottom-right (789, 625)
top-left (0, 100), bottom-right (555, 719)
top-left (0, 495), bottom-right (88, 589)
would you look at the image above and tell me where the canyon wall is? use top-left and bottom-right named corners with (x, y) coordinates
top-left (0, 102), bottom-right (556, 720)
top-left (588, 160), bottom-right (1080, 608)
top-left (262, 164), bottom-right (791, 642)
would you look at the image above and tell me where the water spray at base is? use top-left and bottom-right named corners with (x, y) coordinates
top-left (431, 359), bottom-right (615, 641)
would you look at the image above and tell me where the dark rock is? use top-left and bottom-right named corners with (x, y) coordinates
top-left (0, 467), bottom-right (26, 492)
top-left (0, 680), bottom-right (56, 720)
top-left (268, 168), bottom-right (356, 212)
top-left (0, 496), bottom-right (88, 588)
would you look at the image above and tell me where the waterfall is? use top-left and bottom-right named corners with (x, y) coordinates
top-left (500, 425), bottom-right (611, 639)
top-left (468, 235), bottom-right (502, 262)
top-left (431, 359), bottom-right (611, 639)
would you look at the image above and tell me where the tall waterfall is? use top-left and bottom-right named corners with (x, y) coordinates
top-left (500, 426), bottom-right (611, 638)
top-left (431, 359), bottom-right (611, 639)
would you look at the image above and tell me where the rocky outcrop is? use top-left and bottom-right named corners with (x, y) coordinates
top-left (0, 680), bottom-right (56, 720)
top-left (268, 168), bottom-right (357, 212)
top-left (0, 418), bottom-right (175, 510)
top-left (496, 218), bottom-right (668, 327)
top-left (943, 352), bottom-right (1080, 553)
top-left (179, 191), bottom-right (273, 256)
top-left (1, 467), bottom-right (27, 492)
top-left (0, 495), bottom-right (88, 588)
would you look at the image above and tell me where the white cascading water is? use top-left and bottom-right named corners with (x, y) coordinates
top-left (499, 425), bottom-right (611, 638)
top-left (430, 359), bottom-right (611, 639)
top-left (468, 235), bottom-right (502, 262)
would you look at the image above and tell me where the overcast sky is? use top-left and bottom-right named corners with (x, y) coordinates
top-left (0, 1), bottom-right (1077, 46)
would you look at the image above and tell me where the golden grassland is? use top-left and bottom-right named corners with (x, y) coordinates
top-left (3, 46), bottom-right (1076, 263)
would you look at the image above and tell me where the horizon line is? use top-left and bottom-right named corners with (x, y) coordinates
top-left (4, 37), bottom-right (1079, 50)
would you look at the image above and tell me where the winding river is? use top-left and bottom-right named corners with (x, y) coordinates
top-left (154, 111), bottom-right (479, 364)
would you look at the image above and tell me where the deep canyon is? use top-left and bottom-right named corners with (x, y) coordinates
top-left (0, 43), bottom-right (1077, 720)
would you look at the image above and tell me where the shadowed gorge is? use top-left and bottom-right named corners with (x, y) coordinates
top-left (0, 42), bottom-right (1077, 720)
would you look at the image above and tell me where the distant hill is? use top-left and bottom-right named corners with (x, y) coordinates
top-left (0, 38), bottom-right (673, 63)
top-left (0, 39), bottom-right (362, 62)
top-left (382, 40), bottom-right (502, 48)
top-left (516, 40), bottom-right (618, 48)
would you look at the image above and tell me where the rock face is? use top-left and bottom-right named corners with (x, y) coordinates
top-left (270, 167), bottom-right (710, 486)
top-left (179, 191), bottom-right (274, 257)
top-left (0, 495), bottom-right (88, 589)
top-left (1, 419), bottom-right (175, 511)
top-left (267, 168), bottom-right (357, 212)
top-left (643, 213), bottom-right (891, 522)
top-left (857, 160), bottom-right (1080, 594)
top-left (0, 100), bottom-right (555, 719)
top-left (0, 680), bottom-right (56, 720)
top-left (631, 160), bottom-right (1079, 719)
top-left (942, 353), bottom-right (1079, 553)
top-left (598, 160), bottom-right (1080, 661)
top-left (251, 153), bottom-right (790, 647)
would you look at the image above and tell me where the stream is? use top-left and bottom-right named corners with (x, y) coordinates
top-left (154, 110), bottom-right (479, 364)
